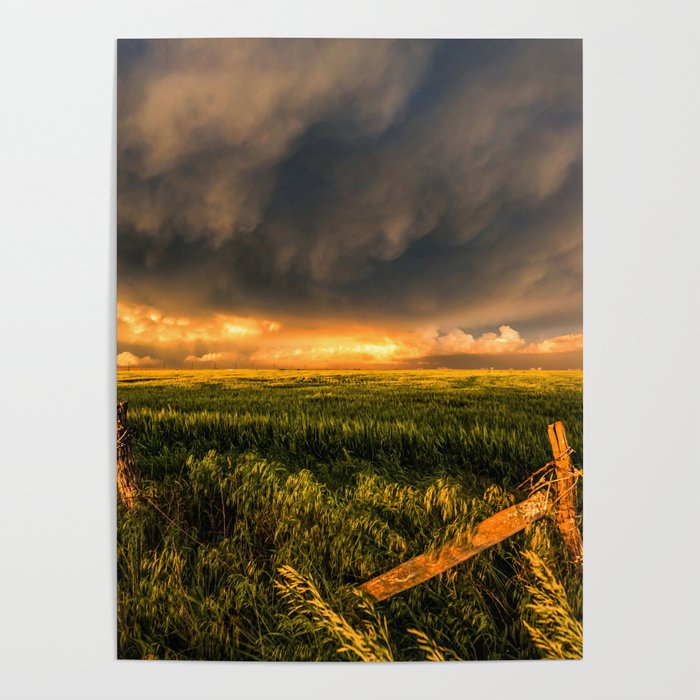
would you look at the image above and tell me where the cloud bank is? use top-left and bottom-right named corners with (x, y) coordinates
top-left (116, 351), bottom-right (161, 368)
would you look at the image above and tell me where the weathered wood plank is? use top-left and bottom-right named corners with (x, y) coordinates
top-left (359, 490), bottom-right (550, 602)
top-left (548, 421), bottom-right (583, 567)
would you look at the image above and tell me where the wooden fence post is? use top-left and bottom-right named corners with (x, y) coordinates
top-left (117, 401), bottom-right (140, 509)
top-left (547, 421), bottom-right (583, 567)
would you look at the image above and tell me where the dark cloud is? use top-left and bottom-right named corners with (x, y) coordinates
top-left (118, 38), bottom-right (581, 356)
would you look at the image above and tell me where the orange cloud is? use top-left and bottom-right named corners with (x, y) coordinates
top-left (523, 332), bottom-right (583, 354)
top-left (118, 302), bottom-right (280, 348)
top-left (427, 325), bottom-right (526, 355)
top-left (184, 352), bottom-right (233, 365)
top-left (414, 326), bottom-right (582, 357)
top-left (118, 299), bottom-right (581, 368)
top-left (250, 325), bottom-right (582, 368)
top-left (117, 351), bottom-right (161, 368)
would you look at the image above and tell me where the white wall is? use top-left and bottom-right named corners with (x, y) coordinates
top-left (0, 1), bottom-right (698, 698)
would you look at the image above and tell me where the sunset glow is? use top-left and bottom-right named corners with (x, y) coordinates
top-left (118, 298), bottom-right (582, 368)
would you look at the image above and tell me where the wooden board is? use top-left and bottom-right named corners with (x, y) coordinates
top-left (359, 490), bottom-right (550, 602)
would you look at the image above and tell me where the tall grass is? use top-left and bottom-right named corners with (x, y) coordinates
top-left (520, 550), bottom-right (583, 659)
top-left (117, 369), bottom-right (582, 660)
top-left (276, 566), bottom-right (394, 662)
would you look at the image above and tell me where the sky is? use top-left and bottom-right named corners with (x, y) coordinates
top-left (117, 39), bottom-right (582, 370)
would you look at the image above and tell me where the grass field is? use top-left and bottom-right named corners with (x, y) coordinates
top-left (117, 369), bottom-right (583, 661)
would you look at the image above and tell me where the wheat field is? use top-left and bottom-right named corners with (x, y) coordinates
top-left (117, 369), bottom-right (583, 661)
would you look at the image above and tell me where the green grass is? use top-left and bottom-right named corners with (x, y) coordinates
top-left (117, 369), bottom-right (583, 661)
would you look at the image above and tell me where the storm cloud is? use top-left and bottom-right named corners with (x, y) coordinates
top-left (118, 39), bottom-right (582, 368)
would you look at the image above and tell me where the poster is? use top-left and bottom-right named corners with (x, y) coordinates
top-left (117, 38), bottom-right (582, 661)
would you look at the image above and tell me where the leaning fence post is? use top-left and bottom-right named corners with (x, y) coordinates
top-left (117, 401), bottom-right (140, 509)
top-left (547, 421), bottom-right (583, 567)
